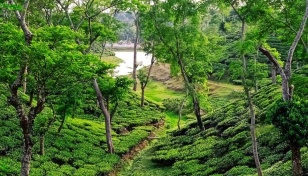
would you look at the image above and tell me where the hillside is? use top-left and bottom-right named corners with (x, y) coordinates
top-left (120, 84), bottom-right (308, 176)
top-left (0, 84), bottom-right (164, 176)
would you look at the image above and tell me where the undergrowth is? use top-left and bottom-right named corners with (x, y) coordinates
top-left (126, 84), bottom-right (308, 176)
top-left (0, 84), bottom-right (164, 176)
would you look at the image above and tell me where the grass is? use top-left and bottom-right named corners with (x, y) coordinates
top-left (135, 80), bottom-right (184, 105)
top-left (118, 145), bottom-right (174, 176)
top-left (208, 80), bottom-right (243, 96)
top-left (207, 80), bottom-right (243, 110)
top-left (100, 56), bottom-right (123, 65)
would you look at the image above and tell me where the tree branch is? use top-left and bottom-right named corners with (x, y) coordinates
top-left (56, 0), bottom-right (75, 29)
top-left (8, 0), bottom-right (33, 44)
top-left (268, 13), bottom-right (307, 51)
top-left (258, 46), bottom-right (286, 80)
top-left (285, 0), bottom-right (308, 78)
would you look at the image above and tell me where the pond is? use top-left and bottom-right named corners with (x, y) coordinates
top-left (114, 51), bottom-right (152, 76)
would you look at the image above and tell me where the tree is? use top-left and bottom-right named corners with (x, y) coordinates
top-left (137, 52), bottom-right (155, 107)
top-left (0, 4), bottom-right (102, 174)
top-left (141, 0), bottom-right (217, 130)
top-left (225, 1), bottom-right (263, 174)
top-left (133, 11), bottom-right (140, 91)
top-left (232, 0), bottom-right (308, 174)
top-left (99, 76), bottom-right (132, 119)
top-left (34, 107), bottom-right (55, 155)
top-left (129, 0), bottom-right (149, 91)
top-left (93, 79), bottom-right (114, 154)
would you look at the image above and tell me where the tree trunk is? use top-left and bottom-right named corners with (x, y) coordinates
top-left (290, 143), bottom-right (303, 176)
top-left (281, 77), bottom-right (290, 101)
top-left (39, 135), bottom-right (44, 155)
top-left (110, 101), bottom-right (119, 121)
top-left (133, 12), bottom-right (139, 91)
top-left (21, 146), bottom-right (31, 176)
top-left (235, 11), bottom-right (263, 175)
top-left (100, 40), bottom-right (107, 58)
top-left (176, 57), bottom-right (204, 131)
top-left (139, 50), bottom-right (155, 107)
top-left (20, 115), bottom-right (32, 176)
top-left (193, 95), bottom-right (205, 131)
top-left (57, 113), bottom-right (66, 133)
top-left (245, 86), bottom-right (263, 176)
top-left (23, 65), bottom-right (27, 94)
top-left (178, 96), bottom-right (186, 131)
top-left (141, 87), bottom-right (145, 107)
top-left (93, 79), bottom-right (114, 153)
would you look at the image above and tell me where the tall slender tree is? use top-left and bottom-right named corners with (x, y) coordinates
top-left (141, 0), bottom-right (218, 130)
top-left (225, 1), bottom-right (263, 175)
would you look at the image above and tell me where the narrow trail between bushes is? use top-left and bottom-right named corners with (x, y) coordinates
top-left (112, 62), bottom-right (243, 175)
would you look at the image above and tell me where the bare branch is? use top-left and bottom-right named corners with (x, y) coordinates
top-left (21, 0), bottom-right (30, 22)
top-left (285, 0), bottom-right (308, 78)
top-left (56, 0), bottom-right (75, 29)
top-left (268, 13), bottom-right (308, 52)
top-left (8, 0), bottom-right (21, 20)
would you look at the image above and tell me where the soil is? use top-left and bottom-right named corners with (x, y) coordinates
top-left (149, 63), bottom-right (184, 91)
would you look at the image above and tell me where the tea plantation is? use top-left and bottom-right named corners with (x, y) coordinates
top-left (0, 84), bottom-right (164, 176)
top-left (122, 84), bottom-right (308, 176)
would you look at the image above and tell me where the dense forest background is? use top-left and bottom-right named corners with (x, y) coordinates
top-left (0, 0), bottom-right (308, 176)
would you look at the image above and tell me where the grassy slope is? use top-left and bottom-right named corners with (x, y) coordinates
top-left (121, 84), bottom-right (308, 176)
top-left (118, 77), bottom-right (245, 175)
top-left (207, 80), bottom-right (243, 109)
top-left (0, 85), bottom-right (164, 176)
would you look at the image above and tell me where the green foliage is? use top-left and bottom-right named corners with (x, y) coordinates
top-left (141, 85), bottom-right (301, 175)
top-left (267, 97), bottom-right (308, 146)
top-left (0, 87), bottom-right (163, 175)
top-left (225, 166), bottom-right (255, 176)
top-left (291, 74), bottom-right (308, 98)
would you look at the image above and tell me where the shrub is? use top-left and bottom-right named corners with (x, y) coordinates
top-left (225, 166), bottom-right (255, 176)
top-left (267, 97), bottom-right (308, 146)
top-left (263, 161), bottom-right (292, 175)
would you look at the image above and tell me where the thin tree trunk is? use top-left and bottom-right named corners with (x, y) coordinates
top-left (93, 79), bottom-right (114, 153)
top-left (110, 101), bottom-right (118, 121)
top-left (178, 89), bottom-right (189, 131)
top-left (39, 135), bottom-right (44, 155)
top-left (290, 143), bottom-right (303, 176)
top-left (233, 6), bottom-right (263, 173)
top-left (57, 113), bottom-right (66, 133)
top-left (23, 65), bottom-right (27, 94)
top-left (100, 40), bottom-right (107, 58)
top-left (133, 12), bottom-right (139, 91)
top-left (141, 87), bottom-right (145, 107)
top-left (140, 50), bottom-right (155, 107)
top-left (192, 95), bottom-right (204, 131)
top-left (245, 85), bottom-right (262, 176)
top-left (178, 96), bottom-right (186, 131)
top-left (177, 57), bottom-right (204, 131)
